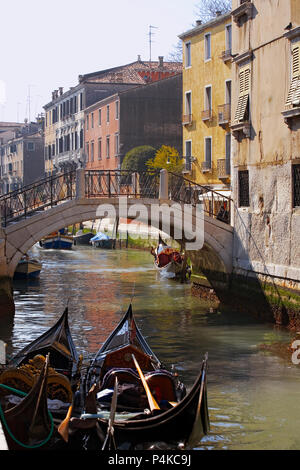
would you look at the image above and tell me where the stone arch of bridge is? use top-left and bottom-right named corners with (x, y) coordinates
top-left (3, 198), bottom-right (233, 290)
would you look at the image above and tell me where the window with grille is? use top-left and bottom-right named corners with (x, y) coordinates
top-left (293, 164), bottom-right (300, 207)
top-left (238, 170), bottom-right (249, 207)
top-left (235, 65), bottom-right (250, 122)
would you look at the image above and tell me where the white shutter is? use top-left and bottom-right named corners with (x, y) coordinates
top-left (234, 66), bottom-right (250, 122)
top-left (286, 43), bottom-right (300, 106)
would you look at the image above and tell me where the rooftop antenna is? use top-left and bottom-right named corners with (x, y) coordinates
top-left (149, 25), bottom-right (158, 62)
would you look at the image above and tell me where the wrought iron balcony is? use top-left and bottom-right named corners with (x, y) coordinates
top-left (182, 114), bottom-right (193, 125)
top-left (201, 109), bottom-right (212, 122)
top-left (218, 104), bottom-right (231, 126)
top-left (217, 159), bottom-right (231, 179)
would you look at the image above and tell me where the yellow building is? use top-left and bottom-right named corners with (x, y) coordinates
top-left (179, 12), bottom-right (232, 194)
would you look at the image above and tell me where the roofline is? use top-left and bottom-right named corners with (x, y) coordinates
top-left (178, 11), bottom-right (232, 40)
top-left (84, 72), bottom-right (182, 113)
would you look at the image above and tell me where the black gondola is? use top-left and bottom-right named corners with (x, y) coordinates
top-left (74, 305), bottom-right (209, 449)
top-left (8, 306), bottom-right (79, 380)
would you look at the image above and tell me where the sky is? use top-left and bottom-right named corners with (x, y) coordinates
top-left (0, 0), bottom-right (199, 123)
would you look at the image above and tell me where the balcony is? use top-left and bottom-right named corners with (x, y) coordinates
top-left (218, 104), bottom-right (231, 127)
top-left (201, 161), bottom-right (212, 173)
top-left (201, 109), bottom-right (212, 122)
top-left (217, 159), bottom-right (230, 180)
top-left (232, 0), bottom-right (253, 25)
top-left (220, 49), bottom-right (232, 63)
top-left (182, 114), bottom-right (193, 126)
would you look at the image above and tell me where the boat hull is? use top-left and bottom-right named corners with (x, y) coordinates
top-left (154, 260), bottom-right (183, 277)
top-left (40, 236), bottom-right (73, 250)
top-left (91, 239), bottom-right (113, 249)
top-left (13, 260), bottom-right (42, 280)
top-left (73, 231), bottom-right (94, 246)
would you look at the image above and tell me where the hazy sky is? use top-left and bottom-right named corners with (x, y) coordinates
top-left (0, 0), bottom-right (198, 123)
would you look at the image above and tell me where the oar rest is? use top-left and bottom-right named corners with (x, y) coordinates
top-left (144, 370), bottom-right (178, 403)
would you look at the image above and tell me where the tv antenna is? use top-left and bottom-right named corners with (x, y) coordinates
top-left (149, 25), bottom-right (158, 62)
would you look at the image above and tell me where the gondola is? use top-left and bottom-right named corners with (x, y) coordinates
top-left (0, 307), bottom-right (82, 417)
top-left (72, 305), bottom-right (209, 449)
top-left (151, 236), bottom-right (185, 278)
top-left (0, 354), bottom-right (57, 450)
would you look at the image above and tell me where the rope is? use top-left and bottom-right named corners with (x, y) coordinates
top-left (0, 383), bottom-right (54, 449)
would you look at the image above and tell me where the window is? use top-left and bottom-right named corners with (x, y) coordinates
top-left (106, 136), bottom-right (110, 158)
top-left (185, 140), bottom-right (192, 171)
top-left (27, 142), bottom-right (35, 151)
top-left (80, 93), bottom-right (83, 111)
top-left (86, 142), bottom-right (89, 162)
top-left (185, 41), bottom-right (191, 67)
top-left (86, 115), bottom-right (89, 130)
top-left (91, 113), bottom-right (94, 129)
top-left (205, 33), bottom-right (211, 60)
top-left (115, 101), bottom-right (119, 120)
top-left (204, 137), bottom-right (212, 169)
top-left (205, 86), bottom-right (212, 111)
top-left (98, 109), bottom-right (102, 125)
top-left (185, 91), bottom-right (192, 116)
top-left (226, 80), bottom-right (232, 104)
top-left (107, 105), bottom-right (110, 123)
top-left (285, 42), bottom-right (300, 106)
top-left (225, 24), bottom-right (232, 52)
top-left (91, 141), bottom-right (94, 162)
top-left (293, 164), bottom-right (300, 207)
top-left (98, 138), bottom-right (102, 160)
top-left (80, 129), bottom-right (83, 148)
top-left (234, 65), bottom-right (250, 122)
top-left (238, 170), bottom-right (250, 207)
top-left (115, 134), bottom-right (119, 156)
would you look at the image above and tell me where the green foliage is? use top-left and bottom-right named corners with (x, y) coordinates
top-left (146, 145), bottom-right (184, 174)
top-left (121, 145), bottom-right (156, 173)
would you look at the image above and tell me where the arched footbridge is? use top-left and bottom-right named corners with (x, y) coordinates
top-left (0, 169), bottom-right (233, 290)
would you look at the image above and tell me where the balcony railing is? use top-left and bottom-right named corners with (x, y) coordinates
top-left (217, 159), bottom-right (231, 179)
top-left (201, 161), bottom-right (212, 172)
top-left (218, 104), bottom-right (231, 126)
top-left (220, 49), bottom-right (232, 62)
top-left (182, 114), bottom-right (193, 125)
top-left (201, 109), bottom-right (212, 121)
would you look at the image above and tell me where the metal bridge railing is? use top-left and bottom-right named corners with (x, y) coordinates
top-left (0, 170), bottom-right (76, 227)
top-left (167, 171), bottom-right (231, 224)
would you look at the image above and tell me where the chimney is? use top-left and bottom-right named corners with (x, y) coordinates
top-left (158, 56), bottom-right (164, 67)
top-left (52, 91), bottom-right (56, 101)
top-left (137, 54), bottom-right (141, 62)
top-left (196, 20), bottom-right (202, 26)
top-left (216, 10), bottom-right (222, 16)
top-left (59, 87), bottom-right (63, 95)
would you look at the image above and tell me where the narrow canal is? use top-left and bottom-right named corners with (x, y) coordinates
top-left (1, 244), bottom-right (300, 450)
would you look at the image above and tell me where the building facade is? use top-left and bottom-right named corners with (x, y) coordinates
top-left (231, 0), bottom-right (300, 314)
top-left (84, 73), bottom-right (183, 171)
top-left (179, 12), bottom-right (232, 195)
top-left (0, 121), bottom-right (44, 194)
top-left (43, 57), bottom-right (182, 175)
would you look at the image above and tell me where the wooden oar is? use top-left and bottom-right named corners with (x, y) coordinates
top-left (102, 376), bottom-right (118, 450)
top-left (131, 354), bottom-right (160, 412)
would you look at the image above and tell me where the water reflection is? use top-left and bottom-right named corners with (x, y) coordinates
top-left (2, 243), bottom-right (300, 450)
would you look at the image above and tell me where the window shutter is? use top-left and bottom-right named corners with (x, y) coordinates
top-left (286, 44), bottom-right (300, 106)
top-left (235, 66), bottom-right (250, 122)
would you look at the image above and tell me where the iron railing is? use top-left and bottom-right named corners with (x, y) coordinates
top-left (167, 171), bottom-right (231, 224)
top-left (0, 170), bottom-right (76, 226)
top-left (85, 170), bottom-right (160, 199)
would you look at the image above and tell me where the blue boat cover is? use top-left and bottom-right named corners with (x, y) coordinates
top-left (90, 232), bottom-right (110, 242)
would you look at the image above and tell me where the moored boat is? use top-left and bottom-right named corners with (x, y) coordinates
top-left (13, 255), bottom-right (42, 280)
top-left (151, 237), bottom-right (185, 278)
top-left (71, 304), bottom-right (209, 449)
top-left (89, 232), bottom-right (113, 249)
top-left (39, 228), bottom-right (73, 250)
top-left (73, 229), bottom-right (94, 246)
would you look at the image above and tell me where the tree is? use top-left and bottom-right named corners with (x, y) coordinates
top-left (194, 0), bottom-right (231, 23)
top-left (121, 145), bottom-right (156, 173)
top-left (167, 40), bottom-right (183, 63)
top-left (146, 145), bottom-right (184, 174)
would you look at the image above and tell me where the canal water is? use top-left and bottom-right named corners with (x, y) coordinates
top-left (1, 244), bottom-right (300, 450)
